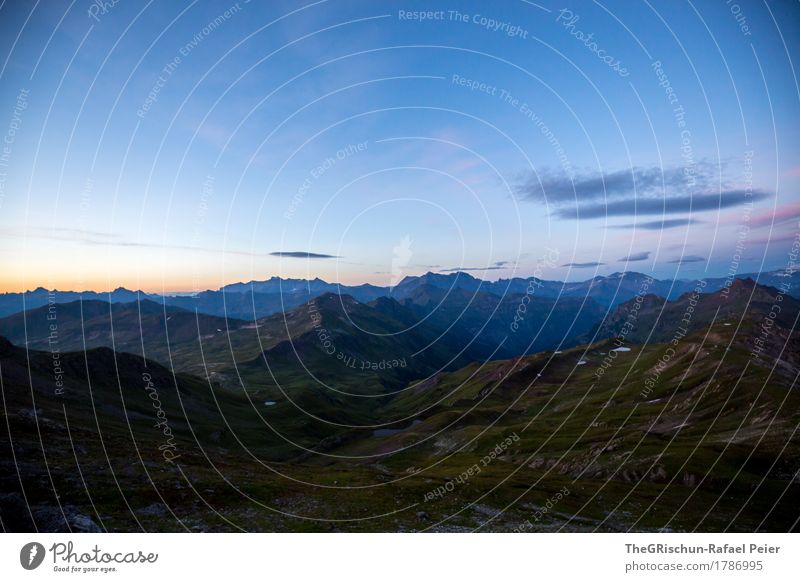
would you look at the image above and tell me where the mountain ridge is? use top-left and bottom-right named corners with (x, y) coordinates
top-left (1, 269), bottom-right (798, 322)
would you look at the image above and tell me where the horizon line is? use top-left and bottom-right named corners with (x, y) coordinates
top-left (1, 268), bottom-right (790, 297)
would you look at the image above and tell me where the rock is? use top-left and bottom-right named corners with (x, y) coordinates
top-left (32, 506), bottom-right (102, 532)
top-left (71, 513), bottom-right (102, 532)
top-left (416, 511), bottom-right (430, 521)
top-left (649, 466), bottom-right (668, 482)
top-left (32, 506), bottom-right (70, 532)
top-left (528, 458), bottom-right (546, 469)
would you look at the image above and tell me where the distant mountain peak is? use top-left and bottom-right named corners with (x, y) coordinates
top-left (443, 270), bottom-right (478, 279)
top-left (722, 277), bottom-right (768, 298)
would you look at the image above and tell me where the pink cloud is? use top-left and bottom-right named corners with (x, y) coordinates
top-left (749, 231), bottom-right (800, 245)
top-left (748, 201), bottom-right (800, 228)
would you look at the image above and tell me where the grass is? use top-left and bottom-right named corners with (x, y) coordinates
top-left (1, 318), bottom-right (798, 532)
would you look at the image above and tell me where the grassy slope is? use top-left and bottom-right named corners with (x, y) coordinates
top-left (2, 311), bottom-right (798, 532)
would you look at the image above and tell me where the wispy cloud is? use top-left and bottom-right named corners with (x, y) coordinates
top-left (749, 232), bottom-right (800, 245)
top-left (561, 261), bottom-right (606, 268)
top-left (0, 226), bottom-right (120, 244)
top-left (668, 255), bottom-right (705, 264)
top-left (747, 201), bottom-right (800, 229)
top-left (608, 218), bottom-right (701, 230)
top-left (0, 227), bottom-right (308, 259)
top-left (439, 260), bottom-right (512, 272)
top-left (516, 163), bottom-right (768, 219)
top-left (269, 251), bottom-right (339, 259)
top-left (618, 251), bottom-right (650, 262)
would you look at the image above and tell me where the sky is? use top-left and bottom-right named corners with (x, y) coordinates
top-left (0, 0), bottom-right (798, 293)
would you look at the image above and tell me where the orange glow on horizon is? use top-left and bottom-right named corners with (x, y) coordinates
top-left (0, 269), bottom-right (413, 295)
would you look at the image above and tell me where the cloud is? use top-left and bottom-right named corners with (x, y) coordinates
top-left (561, 261), bottom-right (606, 268)
top-left (519, 166), bottom-right (707, 203)
top-left (439, 266), bottom-right (503, 272)
top-left (608, 218), bottom-right (702, 230)
top-left (439, 260), bottom-right (512, 273)
top-left (4, 229), bottom-right (343, 263)
top-left (0, 226), bottom-right (120, 244)
top-left (555, 190), bottom-right (768, 219)
top-left (749, 231), bottom-right (800, 245)
top-left (747, 202), bottom-right (800, 229)
top-left (518, 163), bottom-right (723, 203)
top-left (0, 227), bottom-right (275, 258)
top-left (618, 251), bottom-right (650, 262)
top-left (269, 251), bottom-right (339, 259)
top-left (517, 163), bottom-right (769, 219)
top-left (668, 255), bottom-right (705, 264)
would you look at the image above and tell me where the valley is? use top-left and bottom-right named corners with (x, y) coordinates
top-left (1, 276), bottom-right (797, 532)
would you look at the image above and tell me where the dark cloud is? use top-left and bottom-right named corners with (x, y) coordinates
top-left (618, 251), bottom-right (650, 262)
top-left (561, 262), bottom-right (606, 268)
top-left (608, 218), bottom-right (702, 230)
top-left (555, 190), bottom-right (768, 219)
top-left (668, 255), bottom-right (705, 264)
top-left (518, 163), bottom-right (721, 203)
top-left (270, 251), bottom-right (339, 259)
top-left (516, 163), bottom-right (768, 219)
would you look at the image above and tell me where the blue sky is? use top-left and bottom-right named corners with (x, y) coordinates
top-left (0, 0), bottom-right (798, 292)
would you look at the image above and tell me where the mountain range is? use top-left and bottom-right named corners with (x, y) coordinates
top-left (2, 268), bottom-right (798, 319)
top-left (0, 283), bottom-right (606, 388)
top-left (1, 277), bottom-right (798, 532)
